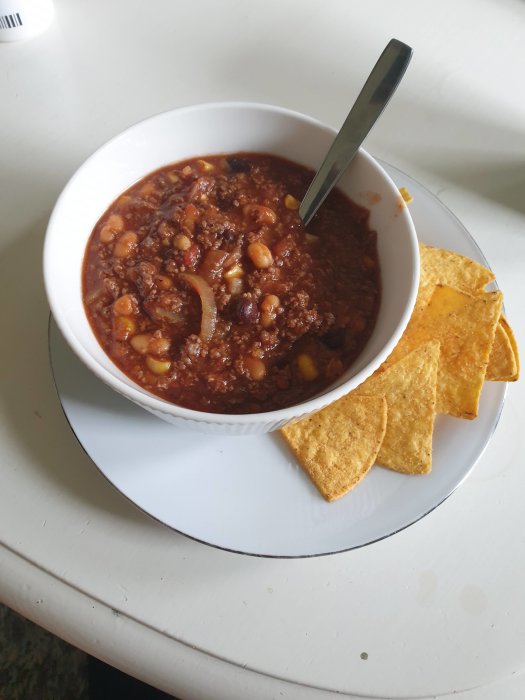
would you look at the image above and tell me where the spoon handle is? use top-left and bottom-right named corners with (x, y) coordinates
top-left (299, 38), bottom-right (413, 227)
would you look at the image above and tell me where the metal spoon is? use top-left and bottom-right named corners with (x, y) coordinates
top-left (299, 38), bottom-right (413, 227)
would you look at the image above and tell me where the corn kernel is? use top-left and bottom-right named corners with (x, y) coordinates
top-left (297, 353), bottom-right (318, 381)
top-left (197, 159), bottom-right (215, 173)
top-left (146, 356), bottom-right (171, 374)
top-left (399, 187), bottom-right (413, 204)
top-left (284, 194), bottom-right (300, 210)
top-left (223, 263), bottom-right (244, 279)
top-left (113, 316), bottom-right (136, 341)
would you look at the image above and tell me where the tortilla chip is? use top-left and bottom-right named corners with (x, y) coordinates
top-left (281, 243), bottom-right (517, 502)
top-left (419, 243), bottom-right (495, 293)
top-left (415, 243), bottom-right (496, 311)
top-left (355, 341), bottom-right (439, 474)
top-left (501, 316), bottom-right (520, 381)
top-left (280, 395), bottom-right (387, 502)
top-left (486, 317), bottom-right (518, 381)
top-left (388, 285), bottom-right (502, 418)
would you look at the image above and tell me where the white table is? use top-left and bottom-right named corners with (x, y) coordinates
top-left (1, 1), bottom-right (524, 697)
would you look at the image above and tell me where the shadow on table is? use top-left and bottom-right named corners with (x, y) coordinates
top-left (420, 159), bottom-right (525, 215)
top-left (0, 222), bottom-right (172, 533)
top-left (240, 27), bottom-right (525, 218)
top-left (0, 223), bottom-right (274, 574)
top-left (366, 90), bottom-right (525, 216)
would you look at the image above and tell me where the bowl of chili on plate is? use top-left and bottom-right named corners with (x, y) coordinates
top-left (44, 102), bottom-right (419, 434)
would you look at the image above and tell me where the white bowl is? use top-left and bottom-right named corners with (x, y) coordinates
top-left (44, 102), bottom-right (419, 434)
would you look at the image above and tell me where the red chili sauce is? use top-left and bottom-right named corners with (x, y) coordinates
top-left (82, 153), bottom-right (381, 414)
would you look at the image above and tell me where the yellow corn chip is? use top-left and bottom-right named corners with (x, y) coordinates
top-left (414, 283), bottom-right (435, 312)
top-left (355, 341), bottom-right (439, 474)
top-left (501, 316), bottom-right (520, 381)
top-left (415, 243), bottom-right (496, 312)
top-left (486, 317), bottom-right (518, 381)
top-left (388, 285), bottom-right (502, 418)
top-left (280, 395), bottom-right (387, 502)
top-left (282, 244), bottom-right (518, 502)
top-left (419, 243), bottom-right (495, 292)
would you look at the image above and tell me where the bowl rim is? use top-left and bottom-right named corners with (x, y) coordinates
top-left (44, 100), bottom-right (419, 425)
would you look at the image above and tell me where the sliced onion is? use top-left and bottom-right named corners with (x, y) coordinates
top-left (198, 249), bottom-right (229, 285)
top-left (155, 308), bottom-right (184, 323)
top-left (180, 272), bottom-right (217, 343)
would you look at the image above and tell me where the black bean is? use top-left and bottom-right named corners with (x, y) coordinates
top-left (235, 298), bottom-right (260, 324)
top-left (227, 157), bottom-right (250, 173)
top-left (221, 226), bottom-right (238, 244)
top-left (322, 328), bottom-right (345, 349)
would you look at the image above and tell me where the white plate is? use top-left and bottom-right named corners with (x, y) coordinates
top-left (49, 164), bottom-right (506, 557)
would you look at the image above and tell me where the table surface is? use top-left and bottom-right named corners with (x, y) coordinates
top-left (1, 1), bottom-right (525, 698)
